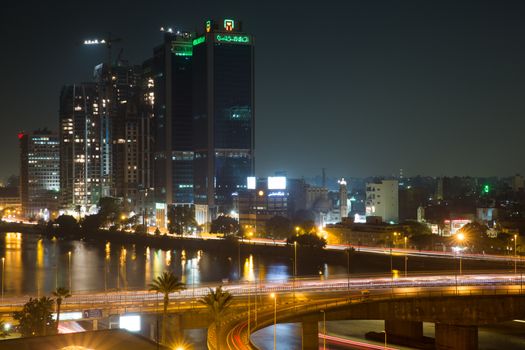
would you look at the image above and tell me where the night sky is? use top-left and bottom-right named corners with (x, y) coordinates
top-left (1, 0), bottom-right (524, 181)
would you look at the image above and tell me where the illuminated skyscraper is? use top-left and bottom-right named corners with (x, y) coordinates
top-left (19, 130), bottom-right (60, 218)
top-left (192, 19), bottom-right (255, 221)
top-left (59, 83), bottom-right (105, 211)
top-left (149, 31), bottom-right (194, 207)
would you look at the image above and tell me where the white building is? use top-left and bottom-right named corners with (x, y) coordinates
top-left (365, 179), bottom-right (399, 223)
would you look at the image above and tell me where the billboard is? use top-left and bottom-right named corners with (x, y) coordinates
top-left (268, 176), bottom-right (286, 190)
top-left (119, 315), bottom-right (141, 332)
top-left (247, 176), bottom-right (256, 189)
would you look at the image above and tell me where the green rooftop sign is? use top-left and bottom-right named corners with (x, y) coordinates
top-left (192, 36), bottom-right (205, 46)
top-left (215, 34), bottom-right (250, 44)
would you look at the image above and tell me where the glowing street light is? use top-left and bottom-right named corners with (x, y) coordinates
top-left (455, 233), bottom-right (465, 275)
top-left (270, 293), bottom-right (277, 350)
top-left (68, 251), bottom-right (72, 291)
top-left (1, 257), bottom-right (4, 302)
top-left (514, 234), bottom-right (518, 274)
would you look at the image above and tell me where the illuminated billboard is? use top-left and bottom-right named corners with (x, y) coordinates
top-left (268, 176), bottom-right (286, 190)
top-left (119, 315), bottom-right (141, 332)
top-left (247, 176), bottom-right (256, 189)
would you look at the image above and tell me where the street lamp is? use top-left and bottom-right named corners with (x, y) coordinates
top-left (1, 257), bottom-right (4, 302)
top-left (514, 234), bottom-right (518, 274)
top-left (68, 251), bottom-right (72, 292)
top-left (456, 233), bottom-right (465, 275)
top-left (270, 293), bottom-right (277, 350)
top-left (320, 310), bottom-right (326, 350)
top-left (404, 237), bottom-right (408, 277)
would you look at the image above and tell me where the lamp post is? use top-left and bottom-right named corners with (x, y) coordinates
top-left (404, 237), bottom-right (408, 277)
top-left (293, 241), bottom-right (297, 308)
top-left (270, 293), bottom-right (277, 350)
top-left (346, 248), bottom-right (351, 292)
top-left (456, 233), bottom-right (465, 275)
top-left (1, 257), bottom-right (4, 302)
top-left (68, 251), bottom-right (72, 292)
top-left (382, 330), bottom-right (387, 349)
top-left (514, 234), bottom-right (518, 274)
top-left (320, 310), bottom-right (326, 350)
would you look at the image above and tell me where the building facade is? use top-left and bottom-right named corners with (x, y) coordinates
top-left (192, 19), bottom-right (255, 220)
top-left (365, 179), bottom-right (399, 223)
top-left (19, 130), bottom-right (60, 218)
top-left (59, 83), bottom-right (105, 212)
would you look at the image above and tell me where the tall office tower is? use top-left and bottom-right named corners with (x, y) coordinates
top-left (149, 31), bottom-right (194, 213)
top-left (59, 83), bottom-right (105, 211)
top-left (94, 61), bottom-right (144, 206)
top-left (192, 19), bottom-right (255, 221)
top-left (19, 130), bottom-right (60, 218)
top-left (338, 178), bottom-right (348, 221)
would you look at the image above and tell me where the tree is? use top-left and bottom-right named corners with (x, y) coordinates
top-left (199, 286), bottom-right (233, 350)
top-left (287, 233), bottom-right (327, 249)
top-left (54, 215), bottom-right (79, 236)
top-left (149, 272), bottom-right (186, 344)
top-left (168, 206), bottom-right (198, 235)
top-left (265, 215), bottom-right (292, 239)
top-left (98, 197), bottom-right (122, 226)
top-left (401, 221), bottom-right (432, 236)
top-left (210, 215), bottom-right (239, 235)
top-left (13, 297), bottom-right (56, 337)
top-left (81, 214), bottom-right (103, 234)
top-left (52, 287), bottom-right (71, 331)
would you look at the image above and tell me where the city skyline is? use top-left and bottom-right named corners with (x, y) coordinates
top-left (2, 0), bottom-right (525, 180)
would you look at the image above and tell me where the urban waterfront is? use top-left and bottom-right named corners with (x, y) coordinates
top-left (0, 232), bottom-right (347, 295)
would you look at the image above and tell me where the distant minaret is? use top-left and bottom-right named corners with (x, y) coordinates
top-left (338, 178), bottom-right (348, 222)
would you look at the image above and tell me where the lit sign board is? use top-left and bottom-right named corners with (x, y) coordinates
top-left (206, 20), bottom-right (211, 33)
top-left (53, 312), bottom-right (82, 321)
top-left (215, 34), bottom-right (250, 44)
top-left (172, 43), bottom-right (192, 56)
top-left (268, 191), bottom-right (286, 197)
top-left (247, 176), bottom-right (256, 189)
top-left (268, 177), bottom-right (286, 190)
top-left (224, 19), bottom-right (235, 31)
top-left (193, 36), bottom-right (205, 46)
top-left (119, 315), bottom-right (141, 332)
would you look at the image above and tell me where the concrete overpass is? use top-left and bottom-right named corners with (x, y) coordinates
top-left (1, 272), bottom-right (523, 349)
top-left (220, 283), bottom-right (525, 350)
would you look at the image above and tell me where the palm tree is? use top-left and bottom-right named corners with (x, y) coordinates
top-left (199, 286), bottom-right (234, 350)
top-left (52, 287), bottom-right (71, 331)
top-left (149, 271), bottom-right (185, 344)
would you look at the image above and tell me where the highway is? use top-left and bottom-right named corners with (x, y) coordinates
top-left (0, 271), bottom-right (523, 317)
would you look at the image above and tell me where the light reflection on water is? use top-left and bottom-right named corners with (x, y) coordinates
top-left (0, 232), bottom-right (346, 295)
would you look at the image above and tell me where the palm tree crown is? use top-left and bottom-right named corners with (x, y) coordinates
top-left (199, 285), bottom-right (233, 321)
top-left (149, 271), bottom-right (186, 295)
top-left (52, 287), bottom-right (71, 304)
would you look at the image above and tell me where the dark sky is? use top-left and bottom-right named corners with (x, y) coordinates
top-left (1, 0), bottom-right (524, 181)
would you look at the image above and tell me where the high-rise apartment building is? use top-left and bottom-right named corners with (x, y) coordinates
top-left (19, 130), bottom-right (60, 218)
top-left (365, 179), bottom-right (399, 223)
top-left (192, 19), bottom-right (255, 221)
top-left (59, 83), bottom-right (106, 211)
top-left (149, 32), bottom-right (194, 208)
top-left (94, 62), bottom-right (145, 206)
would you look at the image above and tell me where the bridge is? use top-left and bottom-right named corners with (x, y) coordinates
top-left (1, 272), bottom-right (524, 349)
top-left (217, 273), bottom-right (525, 350)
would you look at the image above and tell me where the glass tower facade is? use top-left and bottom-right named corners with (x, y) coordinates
top-left (193, 19), bottom-right (255, 216)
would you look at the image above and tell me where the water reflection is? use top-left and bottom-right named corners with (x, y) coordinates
top-left (0, 232), bottom-right (344, 295)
